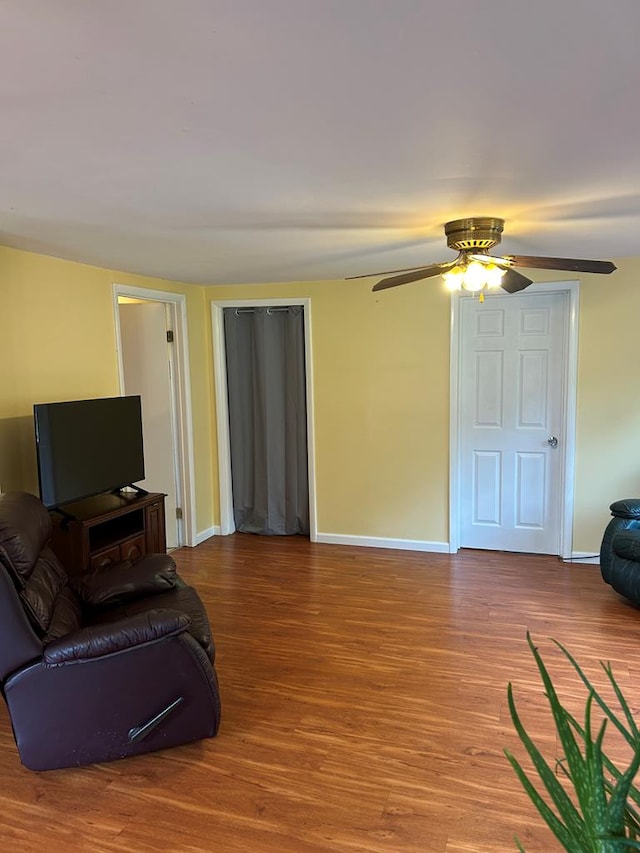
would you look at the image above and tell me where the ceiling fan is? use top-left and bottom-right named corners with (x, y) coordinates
top-left (347, 217), bottom-right (617, 297)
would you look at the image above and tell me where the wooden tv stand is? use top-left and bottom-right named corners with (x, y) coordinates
top-left (49, 491), bottom-right (166, 575)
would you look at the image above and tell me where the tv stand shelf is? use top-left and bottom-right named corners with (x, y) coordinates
top-left (49, 491), bottom-right (166, 574)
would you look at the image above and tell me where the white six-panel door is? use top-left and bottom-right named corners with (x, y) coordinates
top-left (459, 291), bottom-right (567, 554)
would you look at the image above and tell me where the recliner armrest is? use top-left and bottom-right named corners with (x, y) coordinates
top-left (43, 608), bottom-right (190, 665)
top-left (70, 554), bottom-right (178, 607)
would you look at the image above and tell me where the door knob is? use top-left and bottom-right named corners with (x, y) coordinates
top-left (547, 436), bottom-right (558, 448)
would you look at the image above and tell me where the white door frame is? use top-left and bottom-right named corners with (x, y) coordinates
top-left (113, 284), bottom-right (197, 547)
top-left (211, 297), bottom-right (317, 541)
top-left (449, 280), bottom-right (580, 559)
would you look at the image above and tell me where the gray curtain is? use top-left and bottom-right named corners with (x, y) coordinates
top-left (224, 306), bottom-right (309, 536)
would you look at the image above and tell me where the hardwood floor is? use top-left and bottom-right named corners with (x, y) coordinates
top-left (0, 535), bottom-right (638, 852)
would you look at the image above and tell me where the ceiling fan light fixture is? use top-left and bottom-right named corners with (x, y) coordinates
top-left (442, 266), bottom-right (465, 292)
top-left (442, 258), bottom-right (507, 294)
top-left (462, 260), bottom-right (488, 292)
top-left (483, 262), bottom-right (507, 289)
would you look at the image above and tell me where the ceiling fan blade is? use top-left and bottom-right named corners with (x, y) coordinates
top-left (346, 263), bottom-right (441, 280)
top-left (500, 268), bottom-right (533, 294)
top-left (372, 262), bottom-right (454, 292)
top-left (504, 255), bottom-right (617, 275)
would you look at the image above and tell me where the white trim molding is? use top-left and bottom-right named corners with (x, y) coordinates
top-left (315, 532), bottom-right (450, 553)
top-left (112, 283), bottom-right (198, 547)
top-left (566, 552), bottom-right (600, 565)
top-left (194, 525), bottom-right (221, 545)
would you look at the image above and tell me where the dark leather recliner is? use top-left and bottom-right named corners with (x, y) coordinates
top-left (600, 498), bottom-right (640, 604)
top-left (0, 491), bottom-right (221, 771)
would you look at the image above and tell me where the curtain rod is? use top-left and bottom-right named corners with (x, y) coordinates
top-left (233, 306), bottom-right (298, 315)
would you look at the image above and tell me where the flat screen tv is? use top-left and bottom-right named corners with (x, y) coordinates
top-left (34, 395), bottom-right (145, 509)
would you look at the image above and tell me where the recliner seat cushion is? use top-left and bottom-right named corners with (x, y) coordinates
top-left (70, 553), bottom-right (177, 607)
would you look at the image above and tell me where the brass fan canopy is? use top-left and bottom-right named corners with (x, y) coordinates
top-left (444, 217), bottom-right (505, 252)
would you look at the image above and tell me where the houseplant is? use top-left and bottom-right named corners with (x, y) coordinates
top-left (505, 633), bottom-right (640, 851)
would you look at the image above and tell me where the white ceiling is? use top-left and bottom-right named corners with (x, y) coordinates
top-left (2, 0), bottom-right (640, 284)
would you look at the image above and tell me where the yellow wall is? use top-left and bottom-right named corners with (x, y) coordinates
top-left (0, 246), bottom-right (215, 535)
top-left (207, 259), bottom-right (640, 554)
top-left (573, 258), bottom-right (640, 547)
top-left (207, 280), bottom-right (450, 543)
top-left (2, 242), bottom-right (639, 555)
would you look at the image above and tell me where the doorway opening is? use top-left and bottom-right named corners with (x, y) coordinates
top-left (113, 284), bottom-right (196, 548)
top-left (211, 297), bottom-right (317, 541)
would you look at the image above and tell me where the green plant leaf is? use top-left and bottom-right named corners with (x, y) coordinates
top-left (555, 640), bottom-right (639, 747)
top-left (563, 709), bottom-right (640, 837)
top-left (506, 682), bottom-right (588, 845)
top-left (550, 648), bottom-right (640, 837)
top-left (602, 660), bottom-right (640, 740)
top-left (606, 742), bottom-right (640, 836)
top-left (583, 691), bottom-right (616, 839)
top-left (505, 748), bottom-right (586, 852)
top-left (508, 635), bottom-right (640, 851)
top-left (525, 633), bottom-right (595, 821)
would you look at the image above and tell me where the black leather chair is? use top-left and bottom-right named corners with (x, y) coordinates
top-left (0, 491), bottom-right (221, 770)
top-left (600, 498), bottom-right (640, 604)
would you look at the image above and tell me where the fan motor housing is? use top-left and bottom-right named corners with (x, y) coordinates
top-left (445, 217), bottom-right (505, 251)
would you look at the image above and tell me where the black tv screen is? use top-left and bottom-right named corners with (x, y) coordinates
top-left (34, 396), bottom-right (145, 509)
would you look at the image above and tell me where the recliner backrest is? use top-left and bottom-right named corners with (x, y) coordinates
top-left (0, 491), bottom-right (52, 583)
top-left (0, 492), bottom-right (83, 678)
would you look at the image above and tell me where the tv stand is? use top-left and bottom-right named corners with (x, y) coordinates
top-left (49, 491), bottom-right (166, 575)
top-left (51, 506), bottom-right (77, 525)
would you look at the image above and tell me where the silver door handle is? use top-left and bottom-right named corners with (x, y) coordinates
top-left (547, 436), bottom-right (558, 448)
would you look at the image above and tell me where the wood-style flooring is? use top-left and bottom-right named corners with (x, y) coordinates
top-left (1, 535), bottom-right (638, 852)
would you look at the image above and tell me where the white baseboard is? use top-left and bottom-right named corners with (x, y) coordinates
top-left (192, 525), bottom-right (220, 546)
top-left (187, 527), bottom-right (596, 562)
top-left (315, 532), bottom-right (449, 553)
top-left (565, 552), bottom-right (600, 565)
